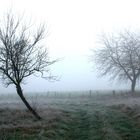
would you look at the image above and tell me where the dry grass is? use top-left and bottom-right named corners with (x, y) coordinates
top-left (0, 91), bottom-right (140, 139)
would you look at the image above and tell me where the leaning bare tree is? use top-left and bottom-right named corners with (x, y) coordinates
top-left (0, 13), bottom-right (57, 120)
top-left (92, 30), bottom-right (140, 93)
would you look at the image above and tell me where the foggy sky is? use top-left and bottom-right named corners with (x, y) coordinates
top-left (0, 0), bottom-right (140, 93)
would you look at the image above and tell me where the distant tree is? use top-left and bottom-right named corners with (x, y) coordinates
top-left (0, 13), bottom-right (57, 120)
top-left (92, 30), bottom-right (140, 93)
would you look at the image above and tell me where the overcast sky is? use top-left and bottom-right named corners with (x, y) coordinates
top-left (0, 0), bottom-right (140, 93)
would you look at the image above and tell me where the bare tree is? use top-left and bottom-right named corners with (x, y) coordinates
top-left (92, 30), bottom-right (140, 93)
top-left (0, 13), bottom-right (57, 120)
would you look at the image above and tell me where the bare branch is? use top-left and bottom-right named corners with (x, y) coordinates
top-left (92, 30), bottom-right (140, 92)
top-left (0, 12), bottom-right (58, 87)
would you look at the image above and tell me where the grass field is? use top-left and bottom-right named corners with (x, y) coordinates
top-left (0, 91), bottom-right (140, 140)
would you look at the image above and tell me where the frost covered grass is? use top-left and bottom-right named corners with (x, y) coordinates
top-left (0, 91), bottom-right (140, 140)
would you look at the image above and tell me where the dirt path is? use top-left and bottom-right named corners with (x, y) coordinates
top-left (63, 103), bottom-right (140, 140)
top-left (65, 109), bottom-right (91, 140)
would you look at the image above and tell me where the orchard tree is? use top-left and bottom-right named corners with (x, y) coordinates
top-left (92, 30), bottom-right (140, 93)
top-left (0, 13), bottom-right (57, 120)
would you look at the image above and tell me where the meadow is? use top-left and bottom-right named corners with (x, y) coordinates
top-left (0, 90), bottom-right (140, 140)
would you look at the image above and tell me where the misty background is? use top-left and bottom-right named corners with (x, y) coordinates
top-left (0, 0), bottom-right (140, 93)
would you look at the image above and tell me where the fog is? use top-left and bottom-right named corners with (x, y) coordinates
top-left (0, 0), bottom-right (140, 93)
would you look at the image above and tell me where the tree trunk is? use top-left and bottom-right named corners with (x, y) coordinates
top-left (131, 79), bottom-right (136, 93)
top-left (16, 84), bottom-right (42, 120)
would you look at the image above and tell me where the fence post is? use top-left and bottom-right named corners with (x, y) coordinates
top-left (89, 90), bottom-right (92, 97)
top-left (113, 90), bottom-right (115, 96)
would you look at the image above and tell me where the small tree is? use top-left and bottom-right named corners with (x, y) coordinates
top-left (92, 30), bottom-right (140, 93)
top-left (0, 13), bottom-right (57, 120)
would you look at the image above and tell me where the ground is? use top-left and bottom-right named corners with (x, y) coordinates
top-left (0, 91), bottom-right (140, 140)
